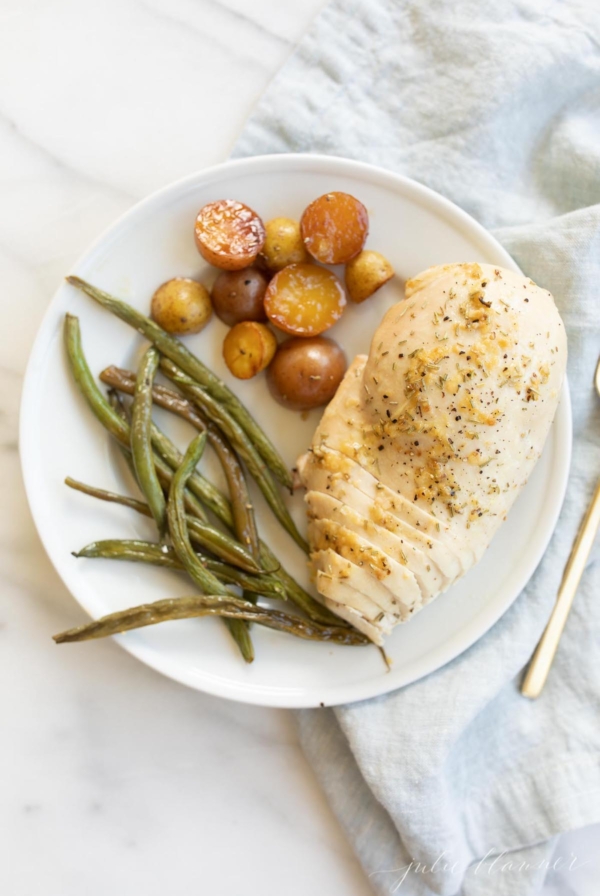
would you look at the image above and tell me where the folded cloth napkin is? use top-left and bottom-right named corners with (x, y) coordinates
top-left (234, 1), bottom-right (600, 893)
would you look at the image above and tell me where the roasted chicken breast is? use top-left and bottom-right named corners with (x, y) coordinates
top-left (298, 263), bottom-right (567, 643)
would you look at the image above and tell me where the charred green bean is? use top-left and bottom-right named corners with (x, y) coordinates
top-left (53, 595), bottom-right (370, 645)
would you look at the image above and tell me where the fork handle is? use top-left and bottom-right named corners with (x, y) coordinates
top-left (521, 478), bottom-right (600, 699)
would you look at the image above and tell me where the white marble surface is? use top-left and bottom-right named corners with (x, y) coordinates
top-left (1, 1), bottom-right (598, 893)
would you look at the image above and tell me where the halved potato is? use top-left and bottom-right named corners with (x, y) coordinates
top-left (345, 250), bottom-right (394, 303)
top-left (264, 263), bottom-right (346, 336)
top-left (222, 321), bottom-right (277, 379)
top-left (301, 192), bottom-right (368, 264)
top-left (194, 200), bottom-right (265, 270)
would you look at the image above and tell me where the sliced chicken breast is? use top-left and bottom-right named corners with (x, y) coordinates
top-left (297, 415), bottom-right (477, 572)
top-left (301, 453), bottom-right (461, 582)
top-left (309, 518), bottom-right (423, 609)
top-left (311, 549), bottom-right (408, 621)
top-left (299, 262), bottom-right (567, 642)
top-left (306, 490), bottom-right (446, 598)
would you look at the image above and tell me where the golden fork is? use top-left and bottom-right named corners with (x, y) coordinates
top-left (521, 357), bottom-right (600, 698)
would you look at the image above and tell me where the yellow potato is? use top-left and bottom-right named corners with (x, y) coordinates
top-left (261, 217), bottom-right (310, 272)
top-left (222, 321), bottom-right (278, 380)
top-left (151, 278), bottom-right (212, 335)
top-left (344, 250), bottom-right (394, 304)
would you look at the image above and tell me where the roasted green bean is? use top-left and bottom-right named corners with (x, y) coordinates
top-left (64, 317), bottom-right (337, 626)
top-left (101, 365), bottom-right (206, 431)
top-left (186, 518), bottom-right (261, 574)
top-left (101, 366), bottom-right (232, 526)
top-left (53, 595), bottom-right (370, 646)
top-left (210, 425), bottom-right (259, 557)
top-left (65, 313), bottom-right (129, 446)
top-left (210, 426), bottom-right (261, 612)
top-left (66, 276), bottom-right (292, 489)
top-left (65, 473), bottom-right (340, 627)
top-left (107, 389), bottom-right (140, 485)
top-left (64, 316), bottom-right (207, 522)
top-left (65, 477), bottom-right (149, 515)
top-left (167, 433), bottom-right (254, 662)
top-left (77, 539), bottom-right (180, 568)
top-left (74, 539), bottom-right (286, 598)
top-left (65, 477), bottom-right (259, 574)
top-left (131, 347), bottom-right (166, 536)
top-left (102, 360), bottom-right (307, 554)
top-left (161, 359), bottom-right (308, 554)
top-left (135, 378), bottom-right (336, 618)
top-left (100, 370), bottom-right (254, 548)
top-left (149, 421), bottom-right (227, 525)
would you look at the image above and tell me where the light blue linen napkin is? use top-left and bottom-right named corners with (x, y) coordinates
top-left (234, 2), bottom-right (600, 893)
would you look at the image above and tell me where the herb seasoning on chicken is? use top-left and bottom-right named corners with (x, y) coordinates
top-left (297, 263), bottom-right (567, 643)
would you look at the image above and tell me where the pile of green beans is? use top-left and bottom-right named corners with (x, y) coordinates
top-left (57, 291), bottom-right (369, 660)
top-left (66, 276), bottom-right (293, 489)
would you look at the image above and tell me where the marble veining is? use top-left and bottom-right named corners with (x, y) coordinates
top-left (1, 1), bottom-right (598, 894)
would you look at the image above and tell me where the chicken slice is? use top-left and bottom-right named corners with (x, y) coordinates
top-left (317, 588), bottom-right (387, 644)
top-left (300, 450), bottom-right (461, 582)
top-left (306, 490), bottom-right (446, 598)
top-left (311, 549), bottom-right (415, 619)
top-left (297, 378), bottom-right (476, 571)
top-left (310, 552), bottom-right (393, 624)
top-left (309, 518), bottom-right (423, 609)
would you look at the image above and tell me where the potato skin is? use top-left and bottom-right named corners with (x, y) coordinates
top-left (267, 337), bottom-right (347, 411)
top-left (151, 278), bottom-right (212, 335)
top-left (301, 192), bottom-right (368, 264)
top-left (344, 250), bottom-right (394, 303)
top-left (261, 217), bottom-right (309, 272)
top-left (211, 268), bottom-right (269, 327)
top-left (223, 321), bottom-right (277, 380)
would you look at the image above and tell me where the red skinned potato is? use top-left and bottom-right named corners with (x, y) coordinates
top-left (267, 337), bottom-right (347, 411)
top-left (194, 200), bottom-right (265, 270)
top-left (211, 268), bottom-right (269, 326)
top-left (301, 192), bottom-right (368, 264)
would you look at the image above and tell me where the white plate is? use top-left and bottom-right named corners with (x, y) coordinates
top-left (20, 154), bottom-right (571, 708)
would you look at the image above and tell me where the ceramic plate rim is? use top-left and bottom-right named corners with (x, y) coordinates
top-left (19, 153), bottom-right (572, 707)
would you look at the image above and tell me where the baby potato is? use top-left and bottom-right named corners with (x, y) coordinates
top-left (151, 278), bottom-right (212, 335)
top-left (345, 250), bottom-right (394, 303)
top-left (211, 268), bottom-right (269, 326)
top-left (267, 337), bottom-right (347, 411)
top-left (264, 263), bottom-right (346, 337)
top-left (301, 192), bottom-right (368, 264)
top-left (222, 321), bottom-right (277, 380)
top-left (261, 217), bottom-right (310, 272)
top-left (194, 199), bottom-right (266, 270)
